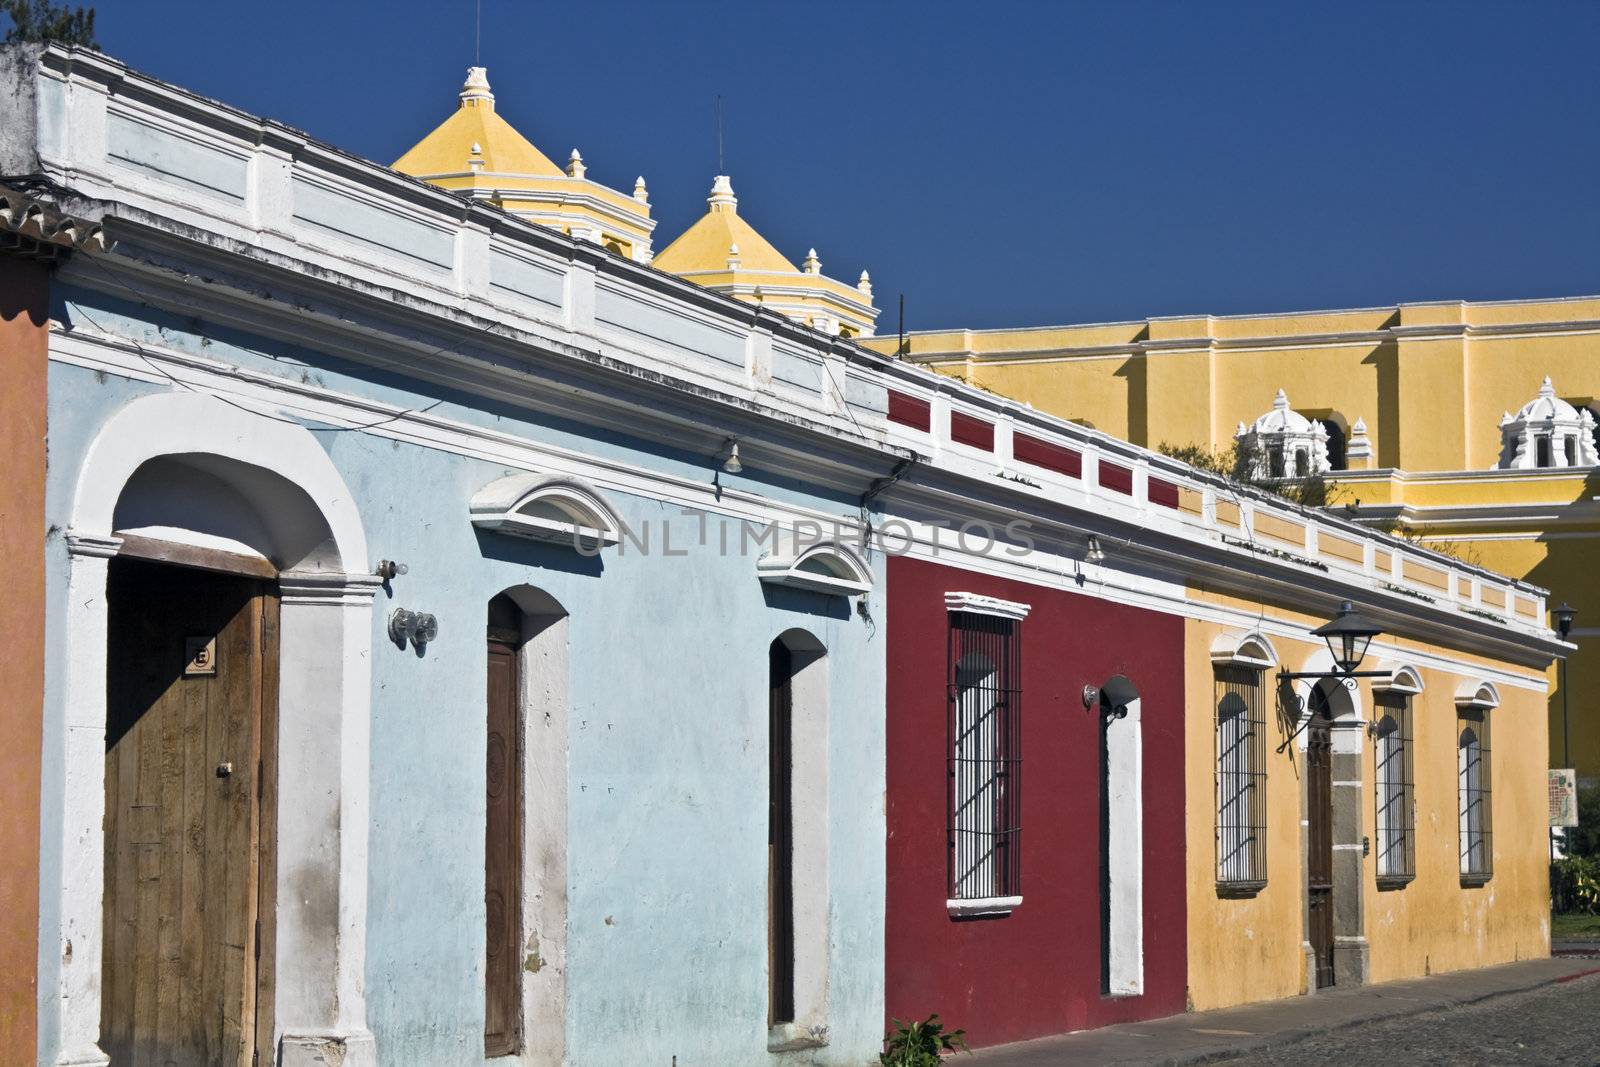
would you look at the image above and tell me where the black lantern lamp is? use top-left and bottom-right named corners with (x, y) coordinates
top-left (1311, 600), bottom-right (1383, 675)
top-left (1275, 600), bottom-right (1388, 752)
top-left (1555, 602), bottom-right (1576, 640)
top-left (1554, 603), bottom-right (1577, 770)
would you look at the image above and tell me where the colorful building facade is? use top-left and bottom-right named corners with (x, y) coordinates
top-left (872, 368), bottom-right (1560, 1032)
top-left (0, 41), bottom-right (1571, 1067)
top-left (873, 302), bottom-right (1599, 784)
top-left (0, 183), bottom-right (108, 1061)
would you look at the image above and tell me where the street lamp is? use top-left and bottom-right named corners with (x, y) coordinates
top-left (1274, 601), bottom-right (1389, 752)
top-left (1554, 603), bottom-right (1576, 769)
top-left (1311, 600), bottom-right (1384, 676)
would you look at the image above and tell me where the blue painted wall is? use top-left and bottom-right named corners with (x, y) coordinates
top-left (39, 282), bottom-right (887, 1066)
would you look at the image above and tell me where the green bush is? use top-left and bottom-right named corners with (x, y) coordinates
top-left (1552, 855), bottom-right (1600, 914)
top-left (881, 1014), bottom-right (968, 1067)
top-left (1564, 786), bottom-right (1600, 859)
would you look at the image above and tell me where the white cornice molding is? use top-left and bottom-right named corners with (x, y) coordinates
top-left (22, 47), bottom-right (1559, 656)
top-left (944, 591), bottom-right (1032, 620)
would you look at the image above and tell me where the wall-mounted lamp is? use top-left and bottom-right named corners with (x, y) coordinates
top-left (1083, 676), bottom-right (1137, 721)
top-left (1275, 600), bottom-right (1388, 753)
top-left (1311, 600), bottom-right (1382, 675)
top-left (389, 607), bottom-right (439, 650)
top-left (716, 437), bottom-right (743, 475)
top-left (1554, 602), bottom-right (1576, 640)
top-left (375, 559), bottom-right (409, 581)
top-left (1086, 535), bottom-right (1105, 564)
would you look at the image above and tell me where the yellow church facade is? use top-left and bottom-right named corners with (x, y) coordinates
top-left (867, 296), bottom-right (1600, 784)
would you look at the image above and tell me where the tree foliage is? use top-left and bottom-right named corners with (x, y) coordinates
top-left (2, 0), bottom-right (96, 46)
top-left (1156, 440), bottom-right (1334, 509)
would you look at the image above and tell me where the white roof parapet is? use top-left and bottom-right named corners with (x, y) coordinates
top-left (17, 43), bottom-right (1560, 660)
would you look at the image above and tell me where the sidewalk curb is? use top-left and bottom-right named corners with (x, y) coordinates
top-left (1154, 966), bottom-right (1600, 1066)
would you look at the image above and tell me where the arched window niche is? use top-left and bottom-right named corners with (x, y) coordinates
top-left (1371, 665), bottom-right (1423, 887)
top-left (484, 584), bottom-right (570, 1064)
top-left (767, 629), bottom-right (830, 1053)
top-left (470, 473), bottom-right (623, 551)
top-left (1210, 631), bottom-right (1276, 893)
top-left (757, 540), bottom-right (873, 597)
top-left (1097, 674), bottom-right (1143, 997)
top-left (1210, 630), bottom-right (1280, 672)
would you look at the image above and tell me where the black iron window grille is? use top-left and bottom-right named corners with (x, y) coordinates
top-left (1216, 666), bottom-right (1267, 889)
top-left (1458, 707), bottom-right (1493, 883)
top-left (947, 611), bottom-right (1022, 902)
top-left (1373, 692), bottom-right (1416, 884)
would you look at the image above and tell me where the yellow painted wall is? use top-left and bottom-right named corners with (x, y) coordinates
top-left (1183, 619), bottom-right (1308, 1011)
top-left (1362, 665), bottom-right (1551, 984)
top-left (1185, 595), bottom-right (1553, 1010)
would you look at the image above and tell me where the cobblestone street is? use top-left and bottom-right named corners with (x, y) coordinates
top-left (1219, 973), bottom-right (1600, 1065)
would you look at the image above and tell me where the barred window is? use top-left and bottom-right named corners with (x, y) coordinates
top-left (1216, 666), bottom-right (1267, 889)
top-left (1458, 708), bottom-right (1493, 882)
top-left (1373, 693), bottom-right (1416, 884)
top-left (947, 611), bottom-right (1022, 907)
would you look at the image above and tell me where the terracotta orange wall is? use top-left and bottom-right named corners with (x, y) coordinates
top-left (0, 256), bottom-right (49, 1058)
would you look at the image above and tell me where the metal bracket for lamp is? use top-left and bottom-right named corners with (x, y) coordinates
top-left (1272, 599), bottom-right (1385, 753)
top-left (1274, 668), bottom-right (1391, 753)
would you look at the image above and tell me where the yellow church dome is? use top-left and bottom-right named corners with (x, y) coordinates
top-left (652, 175), bottom-right (798, 274)
top-left (393, 67), bottom-right (564, 179)
top-left (654, 175), bottom-right (878, 339)
top-left (393, 67), bottom-right (656, 263)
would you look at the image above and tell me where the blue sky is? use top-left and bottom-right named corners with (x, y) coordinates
top-left (68, 0), bottom-right (1600, 329)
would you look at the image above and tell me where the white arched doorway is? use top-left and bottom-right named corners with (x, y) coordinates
top-left (1288, 647), bottom-right (1369, 993)
top-left (48, 392), bottom-right (376, 1067)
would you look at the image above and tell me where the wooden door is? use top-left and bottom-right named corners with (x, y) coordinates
top-left (103, 557), bottom-right (274, 1067)
top-left (1306, 695), bottom-right (1335, 990)
top-left (484, 623), bottom-right (524, 1057)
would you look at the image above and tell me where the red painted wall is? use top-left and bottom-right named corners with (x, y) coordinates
top-left (0, 256), bottom-right (49, 1059)
top-left (885, 555), bottom-right (1187, 1049)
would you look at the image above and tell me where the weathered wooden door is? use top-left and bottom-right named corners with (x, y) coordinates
top-left (484, 611), bottom-right (524, 1057)
top-left (103, 557), bottom-right (275, 1067)
top-left (1306, 695), bottom-right (1335, 989)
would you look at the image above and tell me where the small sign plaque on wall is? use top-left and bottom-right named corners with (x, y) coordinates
top-left (1550, 768), bottom-right (1578, 828)
top-left (184, 635), bottom-right (217, 677)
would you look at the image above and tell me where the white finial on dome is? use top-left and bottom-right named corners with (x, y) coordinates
top-left (459, 66), bottom-right (494, 108)
top-left (1236, 389), bottom-right (1330, 477)
top-left (566, 149), bottom-right (586, 179)
top-left (708, 174), bottom-right (738, 212)
top-left (726, 242), bottom-right (740, 270)
top-left (1347, 417), bottom-right (1374, 468)
top-left (633, 176), bottom-right (649, 204)
top-left (803, 248), bottom-right (821, 275)
top-left (468, 141), bottom-right (484, 171)
top-left (858, 270), bottom-right (873, 296)
top-left (1496, 374), bottom-right (1597, 469)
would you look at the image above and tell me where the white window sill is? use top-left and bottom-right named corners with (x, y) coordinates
top-left (768, 1022), bottom-right (828, 1052)
top-left (947, 895), bottom-right (1022, 918)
